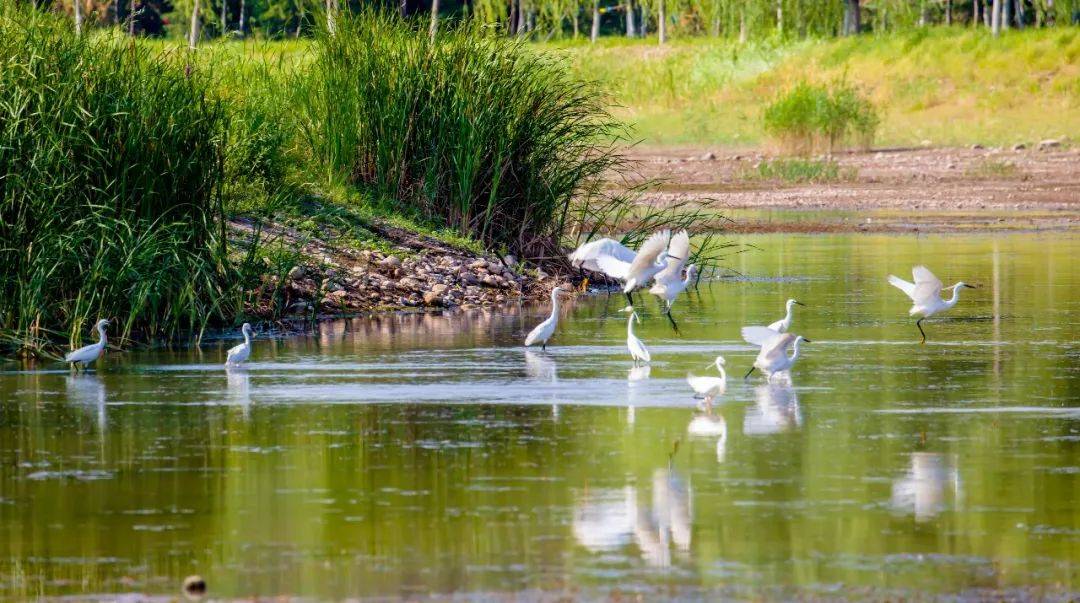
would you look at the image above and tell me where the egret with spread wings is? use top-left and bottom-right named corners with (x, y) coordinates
top-left (648, 230), bottom-right (694, 333)
top-left (742, 331), bottom-right (810, 381)
top-left (570, 230), bottom-right (677, 308)
top-left (888, 265), bottom-right (975, 343)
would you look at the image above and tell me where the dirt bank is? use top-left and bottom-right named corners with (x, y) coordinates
top-left (628, 145), bottom-right (1080, 233)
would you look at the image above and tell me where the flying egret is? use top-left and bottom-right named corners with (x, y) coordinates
top-left (769, 298), bottom-right (805, 333)
top-left (647, 231), bottom-right (694, 333)
top-left (620, 306), bottom-right (650, 366)
top-left (524, 287), bottom-right (571, 351)
top-left (64, 319), bottom-right (110, 371)
top-left (888, 265), bottom-right (975, 343)
top-left (592, 230), bottom-right (677, 308)
top-left (225, 323), bottom-right (254, 366)
top-left (686, 355), bottom-right (727, 406)
top-left (743, 332), bottom-right (810, 381)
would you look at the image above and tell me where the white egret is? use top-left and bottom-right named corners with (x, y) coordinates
top-left (648, 230), bottom-right (693, 332)
top-left (64, 319), bottom-right (110, 371)
top-left (686, 355), bottom-right (727, 405)
top-left (620, 306), bottom-right (650, 366)
top-left (743, 332), bottom-right (810, 381)
top-left (568, 238), bottom-right (636, 290)
top-left (524, 287), bottom-right (571, 351)
top-left (225, 323), bottom-right (254, 366)
top-left (591, 230), bottom-right (677, 307)
top-left (768, 298), bottom-right (805, 333)
top-left (888, 265), bottom-right (975, 343)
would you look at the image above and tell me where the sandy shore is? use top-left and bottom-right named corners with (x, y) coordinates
top-left (627, 145), bottom-right (1080, 233)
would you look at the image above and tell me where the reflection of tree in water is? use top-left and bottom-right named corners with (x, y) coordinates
top-left (890, 452), bottom-right (962, 522)
top-left (572, 468), bottom-right (693, 567)
top-left (743, 382), bottom-right (802, 436)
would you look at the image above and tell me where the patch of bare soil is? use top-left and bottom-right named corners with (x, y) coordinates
top-left (626, 145), bottom-right (1080, 233)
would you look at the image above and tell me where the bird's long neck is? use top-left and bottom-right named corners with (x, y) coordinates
top-left (790, 339), bottom-right (802, 362)
top-left (945, 286), bottom-right (962, 308)
top-left (96, 325), bottom-right (107, 347)
top-left (627, 313), bottom-right (636, 336)
top-left (243, 328), bottom-right (251, 346)
top-left (783, 303), bottom-right (794, 328)
top-left (716, 364), bottom-right (727, 382)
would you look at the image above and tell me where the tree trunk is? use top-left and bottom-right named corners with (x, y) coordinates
top-left (739, 7), bottom-right (747, 42)
top-left (990, 0), bottom-right (1001, 34)
top-left (658, 0), bottom-right (665, 43)
top-left (429, 0), bottom-right (439, 39)
top-left (590, 0), bottom-right (599, 42)
top-left (295, 1), bottom-right (304, 37)
top-left (945, 0), bottom-right (952, 25)
top-left (919, 0), bottom-right (928, 26)
top-left (189, 0), bottom-right (201, 48)
top-left (572, 8), bottom-right (579, 37)
top-left (1002, 0), bottom-right (1011, 29)
top-left (776, 0), bottom-right (782, 35)
top-left (220, 0), bottom-right (226, 34)
top-left (624, 0), bottom-right (635, 37)
top-left (984, 0), bottom-right (991, 26)
top-left (73, 0), bottom-right (83, 34)
top-left (509, 0), bottom-right (517, 34)
top-left (1014, 0), bottom-right (1024, 27)
top-left (639, 1), bottom-right (647, 37)
top-left (844, 0), bottom-right (860, 35)
top-left (129, 0), bottom-right (136, 34)
top-left (972, 0), bottom-right (979, 26)
top-left (239, 0), bottom-right (245, 35)
top-left (517, 2), bottom-right (527, 35)
top-left (400, 0), bottom-right (407, 18)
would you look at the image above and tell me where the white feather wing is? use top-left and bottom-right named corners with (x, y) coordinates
top-left (653, 230), bottom-right (690, 285)
top-left (888, 274), bottom-right (917, 300)
top-left (741, 326), bottom-right (781, 348)
top-left (569, 238), bottom-right (636, 269)
top-left (911, 265), bottom-right (943, 304)
top-left (65, 342), bottom-right (101, 363)
top-left (687, 375), bottom-right (724, 396)
top-left (524, 317), bottom-right (555, 346)
top-left (627, 230), bottom-right (671, 279)
top-left (594, 255), bottom-right (631, 280)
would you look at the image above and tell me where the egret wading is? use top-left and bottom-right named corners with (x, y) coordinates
top-left (64, 319), bottom-right (110, 371)
top-left (687, 355), bottom-right (727, 406)
top-left (769, 299), bottom-right (805, 333)
top-left (888, 266), bottom-right (975, 343)
top-left (648, 230), bottom-right (693, 333)
top-left (524, 287), bottom-right (571, 351)
top-left (620, 306), bottom-right (650, 366)
top-left (225, 323), bottom-right (254, 366)
top-left (743, 332), bottom-right (810, 381)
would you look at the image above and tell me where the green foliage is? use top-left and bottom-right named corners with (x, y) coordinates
top-left (762, 81), bottom-right (878, 154)
top-left (294, 10), bottom-right (627, 257)
top-left (965, 158), bottom-right (1020, 178)
top-left (745, 158), bottom-right (856, 183)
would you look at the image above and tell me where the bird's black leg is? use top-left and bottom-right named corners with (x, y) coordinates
top-left (542, 342), bottom-right (546, 351)
top-left (665, 309), bottom-right (681, 335)
top-left (624, 291), bottom-right (634, 309)
top-left (743, 366), bottom-right (756, 380)
top-left (916, 318), bottom-right (927, 344)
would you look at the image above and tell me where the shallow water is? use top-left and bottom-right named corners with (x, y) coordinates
top-left (1, 232), bottom-right (1078, 599)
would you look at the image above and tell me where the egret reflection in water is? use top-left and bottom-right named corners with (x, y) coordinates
top-left (687, 407), bottom-right (727, 462)
top-left (744, 382), bottom-right (802, 436)
top-left (890, 452), bottom-right (962, 522)
top-left (65, 374), bottom-right (106, 432)
top-left (225, 366), bottom-right (251, 417)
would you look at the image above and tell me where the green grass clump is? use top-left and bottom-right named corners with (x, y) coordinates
top-left (746, 158), bottom-right (856, 183)
top-left (965, 159), bottom-right (1020, 178)
top-left (0, 7), bottom-right (254, 355)
top-left (295, 10), bottom-right (625, 258)
top-left (763, 82), bottom-right (878, 154)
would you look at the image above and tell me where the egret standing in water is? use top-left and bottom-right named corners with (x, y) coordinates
top-left (743, 332), bottom-right (810, 381)
top-left (888, 266), bottom-right (975, 343)
top-left (65, 319), bottom-right (110, 371)
top-left (648, 230), bottom-right (693, 333)
top-left (225, 323), bottom-right (254, 366)
top-left (525, 287), bottom-right (571, 351)
top-left (620, 306), bottom-right (650, 366)
top-left (768, 298), bottom-right (804, 333)
top-left (687, 355), bottom-right (727, 406)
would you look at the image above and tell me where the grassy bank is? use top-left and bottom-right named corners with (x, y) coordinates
top-left (545, 27), bottom-right (1080, 147)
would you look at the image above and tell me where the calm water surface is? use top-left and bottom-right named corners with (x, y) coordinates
top-left (1, 233), bottom-right (1078, 599)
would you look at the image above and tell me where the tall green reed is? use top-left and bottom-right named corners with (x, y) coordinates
top-left (294, 10), bottom-right (627, 259)
top-left (0, 7), bottom-right (234, 355)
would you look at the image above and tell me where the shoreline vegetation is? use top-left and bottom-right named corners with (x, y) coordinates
top-left (4, 2), bottom-right (1078, 358)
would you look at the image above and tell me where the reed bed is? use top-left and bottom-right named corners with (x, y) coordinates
top-left (0, 7), bottom-right (235, 354)
top-left (295, 10), bottom-right (628, 258)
